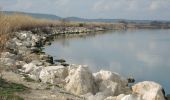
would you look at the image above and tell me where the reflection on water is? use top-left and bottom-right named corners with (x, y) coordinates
top-left (44, 29), bottom-right (170, 93)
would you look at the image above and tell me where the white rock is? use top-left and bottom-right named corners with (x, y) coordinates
top-left (0, 58), bottom-right (15, 66)
top-left (23, 63), bottom-right (37, 73)
top-left (65, 65), bottom-right (97, 95)
top-left (1, 52), bottom-right (16, 59)
top-left (93, 70), bottom-right (129, 95)
top-left (104, 96), bottom-right (116, 100)
top-left (99, 80), bottom-right (118, 96)
top-left (132, 81), bottom-right (165, 100)
top-left (28, 66), bottom-right (43, 81)
top-left (121, 94), bottom-right (142, 100)
top-left (85, 92), bottom-right (107, 100)
top-left (39, 66), bottom-right (68, 84)
top-left (116, 94), bottom-right (126, 100)
top-left (93, 70), bottom-right (128, 86)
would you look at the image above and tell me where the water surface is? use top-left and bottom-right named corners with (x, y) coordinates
top-left (44, 29), bottom-right (170, 93)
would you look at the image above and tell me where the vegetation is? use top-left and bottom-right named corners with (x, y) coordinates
top-left (0, 12), bottom-right (61, 51)
top-left (0, 78), bottom-right (28, 100)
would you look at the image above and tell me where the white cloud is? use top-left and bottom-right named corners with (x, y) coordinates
top-left (1, 0), bottom-right (170, 19)
top-left (93, 0), bottom-right (170, 12)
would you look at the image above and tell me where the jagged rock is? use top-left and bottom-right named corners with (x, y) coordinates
top-left (15, 61), bottom-right (26, 69)
top-left (83, 70), bottom-right (131, 100)
top-left (31, 60), bottom-right (43, 66)
top-left (0, 58), bottom-right (15, 66)
top-left (39, 54), bottom-right (53, 64)
top-left (121, 94), bottom-right (142, 100)
top-left (104, 96), bottom-right (116, 100)
top-left (65, 65), bottom-right (97, 95)
top-left (93, 70), bottom-right (130, 96)
top-left (22, 63), bottom-right (37, 73)
top-left (116, 94), bottom-right (126, 100)
top-left (98, 80), bottom-right (119, 97)
top-left (39, 66), bottom-right (68, 84)
top-left (28, 66), bottom-right (43, 81)
top-left (1, 52), bottom-right (22, 60)
top-left (85, 92), bottom-right (107, 100)
top-left (15, 31), bottom-right (32, 40)
top-left (132, 81), bottom-right (165, 100)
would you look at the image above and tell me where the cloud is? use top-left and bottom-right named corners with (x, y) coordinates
top-left (149, 0), bottom-right (170, 11)
top-left (1, 0), bottom-right (170, 20)
top-left (92, 0), bottom-right (170, 19)
top-left (93, 0), bottom-right (170, 12)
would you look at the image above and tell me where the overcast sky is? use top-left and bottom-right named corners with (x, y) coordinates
top-left (0, 0), bottom-right (170, 20)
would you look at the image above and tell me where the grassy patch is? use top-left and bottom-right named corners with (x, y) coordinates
top-left (0, 78), bottom-right (28, 100)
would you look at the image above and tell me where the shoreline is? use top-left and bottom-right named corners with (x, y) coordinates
top-left (0, 27), bottom-right (169, 100)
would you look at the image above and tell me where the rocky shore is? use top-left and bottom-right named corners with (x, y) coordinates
top-left (0, 27), bottom-right (168, 100)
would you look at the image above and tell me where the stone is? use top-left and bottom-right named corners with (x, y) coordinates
top-left (28, 66), bottom-right (43, 81)
top-left (15, 61), bottom-right (26, 69)
top-left (121, 94), bottom-right (142, 100)
top-left (132, 81), bottom-right (165, 100)
top-left (116, 94), bottom-right (126, 100)
top-left (104, 96), bottom-right (116, 100)
top-left (0, 58), bottom-right (15, 66)
top-left (39, 65), bottom-right (68, 84)
top-left (84, 92), bottom-right (107, 100)
top-left (39, 54), bottom-right (53, 64)
top-left (93, 70), bottom-right (130, 95)
top-left (65, 65), bottom-right (97, 95)
top-left (22, 63), bottom-right (37, 73)
top-left (31, 60), bottom-right (43, 66)
top-left (98, 80), bottom-right (118, 96)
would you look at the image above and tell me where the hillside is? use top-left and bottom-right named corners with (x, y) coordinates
top-left (2, 11), bottom-right (170, 24)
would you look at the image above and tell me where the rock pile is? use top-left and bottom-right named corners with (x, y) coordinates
top-left (0, 30), bottom-right (166, 100)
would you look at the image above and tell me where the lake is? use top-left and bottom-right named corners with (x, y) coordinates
top-left (44, 29), bottom-right (170, 94)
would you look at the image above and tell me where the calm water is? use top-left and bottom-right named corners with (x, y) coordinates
top-left (44, 29), bottom-right (170, 94)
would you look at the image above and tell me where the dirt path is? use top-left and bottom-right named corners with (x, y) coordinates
top-left (2, 71), bottom-right (84, 100)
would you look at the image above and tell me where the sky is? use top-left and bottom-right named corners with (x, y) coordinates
top-left (0, 0), bottom-right (170, 20)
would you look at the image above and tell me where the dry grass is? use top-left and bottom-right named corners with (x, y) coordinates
top-left (0, 13), bottom-right (60, 52)
top-left (0, 12), bottom-right (113, 52)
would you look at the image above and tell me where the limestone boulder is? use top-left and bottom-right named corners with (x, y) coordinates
top-left (132, 81), bottom-right (165, 100)
top-left (93, 70), bottom-right (130, 95)
top-left (0, 58), bottom-right (15, 67)
top-left (22, 63), bottom-right (37, 73)
top-left (65, 65), bottom-right (97, 95)
top-left (28, 66), bottom-right (43, 81)
top-left (121, 94), bottom-right (142, 100)
top-left (39, 65), bottom-right (68, 84)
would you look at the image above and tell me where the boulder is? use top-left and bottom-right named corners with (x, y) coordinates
top-left (65, 65), bottom-right (97, 95)
top-left (104, 96), bottom-right (116, 100)
top-left (121, 94), bottom-right (142, 100)
top-left (28, 66), bottom-right (43, 81)
top-left (0, 58), bottom-right (15, 66)
top-left (39, 66), bottom-right (68, 84)
top-left (22, 63), bottom-right (37, 73)
top-left (15, 31), bottom-right (32, 41)
top-left (31, 60), bottom-right (43, 66)
top-left (98, 80), bottom-right (118, 96)
top-left (85, 92), bottom-right (107, 100)
top-left (93, 70), bottom-right (130, 95)
top-left (132, 81), bottom-right (165, 100)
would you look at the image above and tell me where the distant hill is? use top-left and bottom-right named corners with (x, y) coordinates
top-left (2, 11), bottom-right (61, 20)
top-left (2, 11), bottom-right (170, 24)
